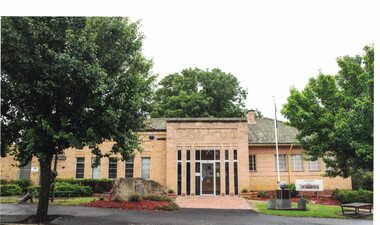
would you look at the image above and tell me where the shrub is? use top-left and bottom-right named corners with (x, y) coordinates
top-left (168, 189), bottom-right (174, 194)
top-left (159, 202), bottom-right (180, 211)
top-left (241, 188), bottom-right (248, 193)
top-left (28, 186), bottom-right (41, 197)
top-left (128, 193), bottom-right (142, 202)
top-left (258, 191), bottom-right (268, 198)
top-left (15, 179), bottom-right (32, 193)
top-left (54, 182), bottom-right (92, 197)
top-left (286, 183), bottom-right (297, 197)
top-left (55, 178), bottom-right (112, 193)
top-left (333, 189), bottom-right (373, 203)
top-left (0, 184), bottom-right (22, 196)
top-left (143, 194), bottom-right (172, 202)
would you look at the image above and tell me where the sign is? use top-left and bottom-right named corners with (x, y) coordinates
top-left (295, 179), bottom-right (324, 191)
top-left (31, 167), bottom-right (39, 172)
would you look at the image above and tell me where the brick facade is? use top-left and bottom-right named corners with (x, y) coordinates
top-left (0, 115), bottom-right (352, 194)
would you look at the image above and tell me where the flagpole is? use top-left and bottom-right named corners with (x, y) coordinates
top-left (273, 96), bottom-right (280, 188)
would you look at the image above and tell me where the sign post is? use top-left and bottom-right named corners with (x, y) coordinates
top-left (295, 179), bottom-right (324, 199)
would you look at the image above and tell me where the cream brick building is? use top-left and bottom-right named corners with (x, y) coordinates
top-left (0, 111), bottom-right (352, 195)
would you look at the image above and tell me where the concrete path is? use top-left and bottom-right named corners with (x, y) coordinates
top-left (0, 203), bottom-right (372, 225)
top-left (175, 196), bottom-right (251, 209)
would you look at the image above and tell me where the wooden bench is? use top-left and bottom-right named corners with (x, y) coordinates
top-left (341, 202), bottom-right (372, 216)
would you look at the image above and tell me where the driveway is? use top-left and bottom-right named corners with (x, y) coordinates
top-left (175, 196), bottom-right (251, 209)
top-left (0, 203), bottom-right (372, 225)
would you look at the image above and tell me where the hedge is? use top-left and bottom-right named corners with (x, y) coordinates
top-left (55, 178), bottom-right (112, 193)
top-left (29, 182), bottom-right (92, 197)
top-left (333, 189), bottom-right (373, 203)
top-left (0, 184), bottom-right (23, 196)
top-left (0, 179), bottom-right (31, 193)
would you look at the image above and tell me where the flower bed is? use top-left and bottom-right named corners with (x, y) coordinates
top-left (85, 200), bottom-right (172, 210)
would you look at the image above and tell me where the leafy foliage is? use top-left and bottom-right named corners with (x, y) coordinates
top-left (281, 45), bottom-right (373, 178)
top-left (333, 189), bottom-right (373, 203)
top-left (151, 68), bottom-right (248, 117)
top-left (1, 17), bottom-right (155, 221)
top-left (286, 183), bottom-right (297, 197)
top-left (0, 184), bottom-right (22, 196)
top-left (54, 182), bottom-right (92, 197)
top-left (128, 193), bottom-right (143, 202)
top-left (55, 178), bottom-right (112, 193)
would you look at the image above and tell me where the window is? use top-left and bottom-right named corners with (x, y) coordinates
top-left (19, 161), bottom-right (31, 180)
top-left (141, 157), bottom-right (151, 179)
top-left (215, 150), bottom-right (220, 160)
top-left (309, 160), bottom-right (320, 171)
top-left (177, 162), bottom-right (182, 195)
top-left (225, 149), bottom-right (229, 160)
top-left (291, 154), bottom-right (304, 171)
top-left (274, 154), bottom-right (287, 171)
top-left (234, 162), bottom-right (238, 195)
top-left (92, 158), bottom-right (100, 179)
top-left (225, 162), bottom-right (229, 195)
top-left (125, 158), bottom-right (134, 178)
top-left (233, 149), bottom-right (238, 160)
top-left (186, 149), bottom-right (190, 195)
top-left (108, 158), bottom-right (118, 178)
top-left (177, 149), bottom-right (182, 160)
top-left (186, 149), bottom-right (190, 161)
top-left (249, 155), bottom-right (256, 171)
top-left (76, 157), bottom-right (85, 178)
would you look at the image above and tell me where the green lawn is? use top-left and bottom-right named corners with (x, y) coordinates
top-left (0, 196), bottom-right (97, 206)
top-left (251, 201), bottom-right (372, 220)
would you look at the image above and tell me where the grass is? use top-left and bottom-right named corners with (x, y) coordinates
top-left (0, 196), bottom-right (97, 206)
top-left (251, 201), bottom-right (373, 220)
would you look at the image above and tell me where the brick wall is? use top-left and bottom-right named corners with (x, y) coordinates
top-left (166, 121), bottom-right (249, 195)
top-left (248, 145), bottom-right (352, 191)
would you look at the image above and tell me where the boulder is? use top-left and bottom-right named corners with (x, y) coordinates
top-left (111, 178), bottom-right (166, 202)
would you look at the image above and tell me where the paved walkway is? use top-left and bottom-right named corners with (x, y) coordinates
top-left (0, 203), bottom-right (372, 225)
top-left (175, 196), bottom-right (255, 209)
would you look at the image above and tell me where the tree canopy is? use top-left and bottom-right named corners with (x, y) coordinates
top-left (1, 17), bottom-right (155, 221)
top-left (151, 68), bottom-right (248, 118)
top-left (281, 45), bottom-right (373, 178)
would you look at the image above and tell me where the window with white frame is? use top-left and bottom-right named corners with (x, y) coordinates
top-left (249, 155), bottom-right (256, 171)
top-left (309, 160), bottom-right (320, 171)
top-left (141, 157), bottom-right (151, 179)
top-left (291, 154), bottom-right (304, 171)
top-left (108, 158), bottom-right (118, 179)
top-left (274, 154), bottom-right (287, 171)
top-left (76, 157), bottom-right (85, 178)
top-left (125, 158), bottom-right (134, 178)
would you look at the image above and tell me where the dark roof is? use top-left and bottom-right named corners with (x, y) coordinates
top-left (248, 117), bottom-right (299, 144)
top-left (143, 117), bottom-right (299, 144)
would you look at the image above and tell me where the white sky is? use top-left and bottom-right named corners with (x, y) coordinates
top-left (1, 0), bottom-right (377, 120)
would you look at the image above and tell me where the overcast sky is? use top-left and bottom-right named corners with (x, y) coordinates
top-left (124, 1), bottom-right (375, 120)
top-left (2, 0), bottom-right (376, 120)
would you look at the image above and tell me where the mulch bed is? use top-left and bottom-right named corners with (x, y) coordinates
top-left (84, 200), bottom-right (171, 210)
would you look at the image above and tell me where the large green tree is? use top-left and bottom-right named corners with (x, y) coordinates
top-left (281, 45), bottom-right (373, 179)
top-left (151, 68), bottom-right (248, 117)
top-left (1, 17), bottom-right (155, 222)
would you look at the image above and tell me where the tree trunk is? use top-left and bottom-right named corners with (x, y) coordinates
top-left (36, 154), bottom-right (53, 222)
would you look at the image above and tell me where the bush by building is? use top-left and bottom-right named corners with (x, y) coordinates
top-left (0, 184), bottom-right (23, 196)
top-left (0, 179), bottom-right (32, 193)
top-left (286, 183), bottom-right (298, 197)
top-left (333, 189), bottom-right (373, 203)
top-left (55, 178), bottom-right (112, 193)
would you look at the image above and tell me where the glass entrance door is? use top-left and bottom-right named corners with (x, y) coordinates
top-left (201, 163), bottom-right (214, 195)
